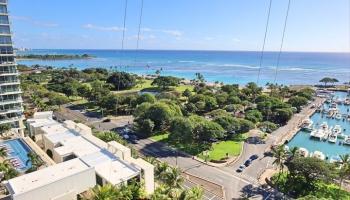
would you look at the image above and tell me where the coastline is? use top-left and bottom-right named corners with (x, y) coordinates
top-left (273, 97), bottom-right (326, 146)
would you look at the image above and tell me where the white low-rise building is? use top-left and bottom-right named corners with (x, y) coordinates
top-left (4, 158), bottom-right (96, 200)
top-left (5, 112), bottom-right (154, 200)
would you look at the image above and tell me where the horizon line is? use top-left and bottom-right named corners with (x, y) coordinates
top-left (18, 48), bottom-right (350, 54)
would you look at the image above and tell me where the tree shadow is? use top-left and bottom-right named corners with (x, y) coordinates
top-left (235, 184), bottom-right (284, 200)
top-left (246, 136), bottom-right (266, 144)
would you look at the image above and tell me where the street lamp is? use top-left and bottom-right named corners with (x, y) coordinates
top-left (171, 148), bottom-right (178, 167)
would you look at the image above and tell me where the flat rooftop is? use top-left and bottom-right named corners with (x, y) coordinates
top-left (27, 118), bottom-right (59, 128)
top-left (6, 158), bottom-right (89, 195)
top-left (95, 160), bottom-right (140, 185)
top-left (44, 129), bottom-right (80, 145)
top-left (54, 136), bottom-right (101, 157)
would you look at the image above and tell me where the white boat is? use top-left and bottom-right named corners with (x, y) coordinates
top-left (328, 133), bottom-right (337, 143)
top-left (343, 136), bottom-right (350, 145)
top-left (301, 119), bottom-right (314, 132)
top-left (332, 125), bottom-right (342, 135)
top-left (320, 122), bottom-right (328, 130)
top-left (311, 151), bottom-right (326, 160)
top-left (330, 103), bottom-right (337, 109)
top-left (330, 156), bottom-right (341, 163)
top-left (297, 148), bottom-right (309, 157)
top-left (345, 98), bottom-right (350, 105)
top-left (335, 113), bottom-right (342, 120)
top-left (310, 129), bottom-right (326, 140)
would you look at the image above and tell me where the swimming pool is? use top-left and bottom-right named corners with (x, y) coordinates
top-left (0, 139), bottom-right (32, 172)
top-left (288, 91), bottom-right (350, 160)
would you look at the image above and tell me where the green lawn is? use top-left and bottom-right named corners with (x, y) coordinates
top-left (174, 84), bottom-right (194, 92)
top-left (198, 141), bottom-right (243, 161)
top-left (150, 132), bottom-right (245, 161)
top-left (150, 133), bottom-right (169, 142)
top-left (112, 78), bottom-right (194, 94)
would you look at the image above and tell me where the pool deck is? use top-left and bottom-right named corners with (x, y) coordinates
top-left (272, 97), bottom-right (325, 145)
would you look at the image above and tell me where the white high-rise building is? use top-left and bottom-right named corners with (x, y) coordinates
top-left (0, 0), bottom-right (23, 135)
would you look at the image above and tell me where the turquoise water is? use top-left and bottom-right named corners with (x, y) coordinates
top-left (17, 49), bottom-right (350, 86)
top-left (288, 92), bottom-right (350, 159)
top-left (0, 139), bottom-right (32, 172)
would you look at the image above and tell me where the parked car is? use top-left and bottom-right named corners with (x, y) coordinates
top-left (244, 159), bottom-right (252, 167)
top-left (236, 165), bottom-right (245, 173)
top-left (250, 154), bottom-right (259, 160)
top-left (102, 118), bottom-right (111, 123)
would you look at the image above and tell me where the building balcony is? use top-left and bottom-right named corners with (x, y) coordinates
top-left (0, 106), bottom-right (22, 115)
top-left (0, 32), bottom-right (11, 36)
top-left (0, 80), bottom-right (20, 86)
top-left (0, 53), bottom-right (14, 56)
top-left (0, 89), bottom-right (22, 96)
top-left (0, 97), bottom-right (23, 105)
top-left (0, 62), bottom-right (16, 66)
top-left (0, 116), bottom-right (23, 125)
top-left (0, 43), bottom-right (12, 46)
top-left (0, 71), bottom-right (18, 76)
top-left (0, 0), bottom-right (7, 5)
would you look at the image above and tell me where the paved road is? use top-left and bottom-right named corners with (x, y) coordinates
top-left (132, 138), bottom-right (274, 199)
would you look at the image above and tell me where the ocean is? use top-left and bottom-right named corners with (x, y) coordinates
top-left (16, 49), bottom-right (350, 86)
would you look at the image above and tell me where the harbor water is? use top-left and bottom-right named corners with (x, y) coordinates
top-left (288, 92), bottom-right (350, 160)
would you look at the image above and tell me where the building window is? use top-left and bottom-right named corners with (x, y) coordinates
top-left (96, 174), bottom-right (103, 186)
top-left (0, 46), bottom-right (12, 54)
top-left (62, 154), bottom-right (77, 162)
top-left (0, 25), bottom-right (10, 34)
top-left (0, 5), bottom-right (7, 14)
top-left (46, 149), bottom-right (53, 158)
top-left (0, 16), bottom-right (8, 24)
top-left (0, 36), bottom-right (11, 44)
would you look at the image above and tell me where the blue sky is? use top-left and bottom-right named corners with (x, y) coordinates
top-left (9, 0), bottom-right (350, 52)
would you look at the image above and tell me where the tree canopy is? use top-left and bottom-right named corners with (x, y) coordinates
top-left (152, 76), bottom-right (181, 89)
top-left (107, 72), bottom-right (137, 90)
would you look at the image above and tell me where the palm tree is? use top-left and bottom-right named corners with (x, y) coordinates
top-left (286, 146), bottom-right (298, 163)
top-left (165, 167), bottom-right (183, 188)
top-left (0, 124), bottom-right (11, 137)
top-left (92, 184), bottom-right (119, 200)
top-left (182, 186), bottom-right (204, 200)
top-left (271, 145), bottom-right (287, 183)
top-left (338, 154), bottom-right (350, 188)
top-left (0, 147), bottom-right (7, 159)
top-left (26, 152), bottom-right (43, 172)
top-left (156, 162), bottom-right (169, 181)
top-left (168, 187), bottom-right (183, 199)
top-left (0, 160), bottom-right (19, 181)
top-left (151, 184), bottom-right (171, 200)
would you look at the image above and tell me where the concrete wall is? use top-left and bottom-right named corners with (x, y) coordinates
top-left (11, 168), bottom-right (96, 200)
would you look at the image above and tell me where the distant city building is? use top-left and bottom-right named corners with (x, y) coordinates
top-left (0, 0), bottom-right (23, 135)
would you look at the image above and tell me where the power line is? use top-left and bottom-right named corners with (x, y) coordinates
top-left (117, 0), bottom-right (128, 92)
top-left (136, 0), bottom-right (144, 51)
top-left (273, 0), bottom-right (291, 84)
top-left (134, 0), bottom-right (144, 75)
top-left (257, 0), bottom-right (273, 85)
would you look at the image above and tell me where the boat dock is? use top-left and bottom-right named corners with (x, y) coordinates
top-left (273, 97), bottom-right (325, 145)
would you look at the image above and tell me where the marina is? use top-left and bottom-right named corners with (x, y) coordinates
top-left (288, 91), bottom-right (350, 160)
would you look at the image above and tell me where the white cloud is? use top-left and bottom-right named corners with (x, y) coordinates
top-left (162, 30), bottom-right (183, 37)
top-left (83, 24), bottom-right (126, 32)
top-left (141, 27), bottom-right (152, 32)
top-left (11, 15), bottom-right (58, 27)
top-left (140, 27), bottom-right (183, 38)
top-left (204, 37), bottom-right (214, 41)
top-left (232, 38), bottom-right (241, 42)
top-left (128, 34), bottom-right (157, 41)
